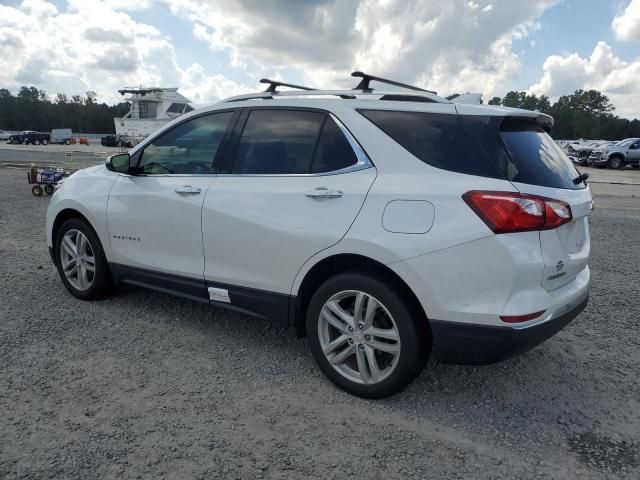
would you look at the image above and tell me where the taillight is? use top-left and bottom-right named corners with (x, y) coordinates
top-left (462, 191), bottom-right (572, 234)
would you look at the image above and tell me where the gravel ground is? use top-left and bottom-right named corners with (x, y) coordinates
top-left (1, 166), bottom-right (639, 479)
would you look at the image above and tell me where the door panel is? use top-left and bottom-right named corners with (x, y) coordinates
top-left (107, 175), bottom-right (215, 278)
top-left (106, 110), bottom-right (235, 285)
top-left (202, 168), bottom-right (376, 294)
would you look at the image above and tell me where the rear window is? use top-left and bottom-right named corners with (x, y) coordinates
top-left (498, 119), bottom-right (583, 190)
top-left (358, 109), bottom-right (504, 179)
top-left (360, 109), bottom-right (584, 190)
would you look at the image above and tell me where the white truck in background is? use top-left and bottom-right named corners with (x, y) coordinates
top-left (50, 129), bottom-right (73, 145)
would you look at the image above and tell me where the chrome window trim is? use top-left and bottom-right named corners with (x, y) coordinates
top-left (123, 112), bottom-right (373, 178)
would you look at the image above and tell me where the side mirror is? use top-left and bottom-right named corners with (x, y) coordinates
top-left (105, 153), bottom-right (131, 173)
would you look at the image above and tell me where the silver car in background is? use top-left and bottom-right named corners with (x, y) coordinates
top-left (590, 138), bottom-right (640, 169)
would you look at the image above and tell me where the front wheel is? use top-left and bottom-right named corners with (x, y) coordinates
top-left (306, 272), bottom-right (429, 398)
top-left (54, 218), bottom-right (114, 300)
top-left (609, 156), bottom-right (624, 169)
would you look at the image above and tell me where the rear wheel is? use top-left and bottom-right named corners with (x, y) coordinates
top-left (32, 185), bottom-right (43, 196)
top-left (34, 139), bottom-right (41, 145)
top-left (44, 184), bottom-right (54, 195)
top-left (54, 218), bottom-right (114, 300)
top-left (609, 156), bottom-right (624, 169)
top-left (41, 139), bottom-right (48, 145)
top-left (306, 272), bottom-right (429, 398)
top-left (64, 139), bottom-right (71, 145)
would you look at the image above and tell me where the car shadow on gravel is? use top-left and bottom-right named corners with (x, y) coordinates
top-left (114, 283), bottom-right (606, 436)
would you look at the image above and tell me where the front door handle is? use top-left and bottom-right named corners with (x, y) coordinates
top-left (305, 187), bottom-right (343, 199)
top-left (175, 186), bottom-right (201, 195)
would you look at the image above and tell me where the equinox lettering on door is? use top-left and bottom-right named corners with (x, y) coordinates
top-left (112, 235), bottom-right (141, 242)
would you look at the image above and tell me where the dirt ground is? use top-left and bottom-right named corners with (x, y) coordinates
top-left (0, 158), bottom-right (639, 479)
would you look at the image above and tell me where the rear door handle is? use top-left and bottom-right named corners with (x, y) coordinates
top-left (175, 186), bottom-right (201, 195)
top-left (305, 187), bottom-right (343, 199)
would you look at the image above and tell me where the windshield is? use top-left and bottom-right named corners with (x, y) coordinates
top-left (615, 138), bottom-right (635, 147)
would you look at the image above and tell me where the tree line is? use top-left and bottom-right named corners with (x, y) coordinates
top-left (0, 87), bottom-right (129, 134)
top-left (450, 89), bottom-right (638, 140)
top-left (0, 85), bottom-right (638, 139)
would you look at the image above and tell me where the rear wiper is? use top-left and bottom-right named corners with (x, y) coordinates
top-left (573, 172), bottom-right (589, 185)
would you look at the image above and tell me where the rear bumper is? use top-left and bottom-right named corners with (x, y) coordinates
top-left (430, 294), bottom-right (588, 365)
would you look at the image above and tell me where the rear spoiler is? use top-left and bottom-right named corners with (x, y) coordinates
top-left (454, 103), bottom-right (554, 130)
top-left (451, 93), bottom-right (483, 105)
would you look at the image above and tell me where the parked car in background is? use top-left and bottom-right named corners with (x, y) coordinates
top-left (571, 141), bottom-right (616, 166)
top-left (0, 129), bottom-right (11, 141)
top-left (101, 135), bottom-right (133, 148)
top-left (590, 138), bottom-right (640, 169)
top-left (46, 73), bottom-right (592, 398)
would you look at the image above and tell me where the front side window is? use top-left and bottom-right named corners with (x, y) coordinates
top-left (139, 112), bottom-right (233, 174)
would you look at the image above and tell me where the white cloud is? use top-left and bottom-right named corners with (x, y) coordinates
top-left (528, 41), bottom-right (640, 118)
top-left (612, 0), bottom-right (640, 42)
top-left (0, 0), bottom-right (249, 106)
top-left (166, 0), bottom-right (559, 98)
top-left (3, 0), bottom-right (637, 120)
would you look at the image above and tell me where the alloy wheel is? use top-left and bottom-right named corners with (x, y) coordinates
top-left (318, 290), bottom-right (401, 385)
top-left (60, 229), bottom-right (96, 291)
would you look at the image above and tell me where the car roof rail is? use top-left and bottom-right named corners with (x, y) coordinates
top-left (351, 71), bottom-right (437, 95)
top-left (259, 78), bottom-right (316, 93)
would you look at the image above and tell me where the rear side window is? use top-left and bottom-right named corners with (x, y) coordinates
top-left (358, 110), bottom-right (504, 178)
top-left (310, 117), bottom-right (358, 173)
top-left (232, 110), bottom-right (324, 174)
top-left (497, 119), bottom-right (582, 190)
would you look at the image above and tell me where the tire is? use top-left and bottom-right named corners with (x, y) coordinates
top-left (306, 272), bottom-right (429, 398)
top-left (54, 218), bottom-right (114, 300)
top-left (64, 139), bottom-right (71, 145)
top-left (32, 185), bottom-right (43, 196)
top-left (34, 139), bottom-right (41, 145)
top-left (609, 156), bottom-right (624, 169)
top-left (42, 139), bottom-right (48, 145)
top-left (44, 184), bottom-right (54, 195)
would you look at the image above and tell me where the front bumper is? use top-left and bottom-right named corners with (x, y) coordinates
top-left (430, 294), bottom-right (588, 365)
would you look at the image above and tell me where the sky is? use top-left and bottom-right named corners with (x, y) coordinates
top-left (0, 0), bottom-right (639, 118)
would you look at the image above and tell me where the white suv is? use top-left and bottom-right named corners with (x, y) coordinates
top-left (46, 73), bottom-right (591, 398)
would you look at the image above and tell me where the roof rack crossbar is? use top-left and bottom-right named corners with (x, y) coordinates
top-left (351, 71), bottom-right (436, 95)
top-left (259, 78), bottom-right (316, 93)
